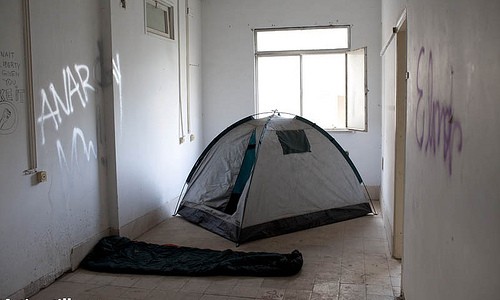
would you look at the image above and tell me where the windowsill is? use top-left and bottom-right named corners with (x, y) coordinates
top-left (325, 128), bottom-right (355, 133)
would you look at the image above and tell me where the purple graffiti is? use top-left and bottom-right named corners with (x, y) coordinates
top-left (415, 47), bottom-right (463, 175)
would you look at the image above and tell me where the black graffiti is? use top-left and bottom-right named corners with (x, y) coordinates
top-left (0, 107), bottom-right (12, 129)
top-left (2, 60), bottom-right (20, 69)
top-left (0, 88), bottom-right (13, 102)
top-left (2, 69), bottom-right (19, 77)
top-left (0, 88), bottom-right (25, 102)
top-left (2, 78), bottom-right (16, 86)
top-left (0, 51), bottom-right (15, 59)
top-left (0, 102), bottom-right (17, 134)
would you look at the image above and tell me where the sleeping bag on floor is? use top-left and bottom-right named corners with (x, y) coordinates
top-left (81, 236), bottom-right (303, 276)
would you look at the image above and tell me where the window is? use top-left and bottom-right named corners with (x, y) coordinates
top-left (145, 0), bottom-right (175, 40)
top-left (255, 26), bottom-right (367, 131)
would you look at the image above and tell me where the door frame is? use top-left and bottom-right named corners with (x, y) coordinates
top-left (393, 16), bottom-right (407, 259)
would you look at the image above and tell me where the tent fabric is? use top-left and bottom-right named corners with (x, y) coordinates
top-left (81, 236), bottom-right (303, 276)
top-left (176, 113), bottom-right (373, 244)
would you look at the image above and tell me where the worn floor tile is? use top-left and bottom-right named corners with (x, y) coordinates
top-left (366, 284), bottom-right (393, 296)
top-left (259, 288), bottom-right (286, 300)
top-left (283, 289), bottom-right (312, 300)
top-left (339, 283), bottom-right (366, 300)
top-left (312, 281), bottom-right (340, 296)
top-left (29, 202), bottom-right (401, 300)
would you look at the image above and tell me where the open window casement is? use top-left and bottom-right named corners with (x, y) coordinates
top-left (346, 47), bottom-right (367, 131)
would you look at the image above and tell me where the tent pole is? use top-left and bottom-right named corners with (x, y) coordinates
top-left (363, 183), bottom-right (378, 215)
top-left (237, 115), bottom-right (275, 243)
top-left (173, 182), bottom-right (188, 216)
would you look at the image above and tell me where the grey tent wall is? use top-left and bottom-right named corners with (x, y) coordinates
top-left (294, 116), bottom-right (364, 183)
top-left (184, 116), bottom-right (254, 184)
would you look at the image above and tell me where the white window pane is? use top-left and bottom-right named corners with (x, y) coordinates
top-left (257, 56), bottom-right (300, 114)
top-left (257, 27), bottom-right (349, 52)
top-left (346, 47), bottom-right (367, 131)
top-left (146, 1), bottom-right (174, 39)
top-left (146, 3), bottom-right (167, 33)
top-left (302, 54), bottom-right (346, 129)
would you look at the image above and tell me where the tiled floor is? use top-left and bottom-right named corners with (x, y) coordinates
top-left (31, 202), bottom-right (401, 300)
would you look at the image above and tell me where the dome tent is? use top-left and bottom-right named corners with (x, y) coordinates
top-left (175, 112), bottom-right (374, 244)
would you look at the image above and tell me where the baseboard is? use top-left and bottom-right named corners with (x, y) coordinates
top-left (7, 268), bottom-right (64, 299)
top-left (72, 201), bottom-right (176, 269)
top-left (119, 201), bottom-right (172, 239)
top-left (383, 210), bottom-right (394, 254)
top-left (70, 228), bottom-right (112, 271)
top-left (365, 185), bottom-right (380, 200)
top-left (7, 201), bottom-right (175, 299)
top-left (7, 229), bottom-right (113, 299)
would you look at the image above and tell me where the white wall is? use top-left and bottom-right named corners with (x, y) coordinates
top-left (382, 0), bottom-right (500, 298)
top-left (0, 0), bottom-right (203, 297)
top-left (108, 0), bottom-right (202, 237)
top-left (0, 1), bottom-right (109, 297)
top-left (201, 0), bottom-right (382, 188)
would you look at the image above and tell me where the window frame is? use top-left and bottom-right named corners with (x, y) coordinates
top-left (346, 46), bottom-right (368, 131)
top-left (145, 0), bottom-right (175, 40)
top-left (254, 25), bottom-right (368, 132)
